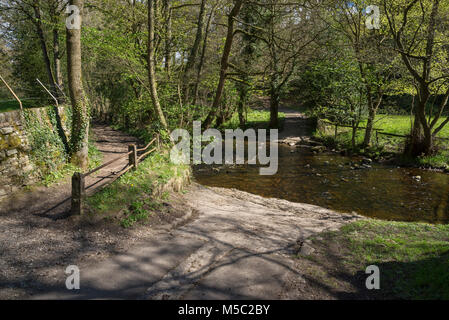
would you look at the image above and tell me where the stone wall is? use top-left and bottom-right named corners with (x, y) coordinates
top-left (0, 106), bottom-right (69, 201)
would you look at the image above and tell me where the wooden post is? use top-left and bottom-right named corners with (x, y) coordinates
top-left (71, 172), bottom-right (85, 215)
top-left (0, 74), bottom-right (23, 111)
top-left (36, 78), bottom-right (58, 107)
top-left (129, 144), bottom-right (138, 171)
top-left (156, 133), bottom-right (160, 150)
top-left (334, 124), bottom-right (338, 139)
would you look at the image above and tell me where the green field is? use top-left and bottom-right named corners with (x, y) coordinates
top-left (222, 109), bottom-right (286, 130)
top-left (361, 115), bottom-right (449, 139)
top-left (316, 114), bottom-right (449, 168)
top-left (0, 99), bottom-right (47, 113)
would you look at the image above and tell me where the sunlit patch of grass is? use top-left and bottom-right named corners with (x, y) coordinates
top-left (321, 220), bottom-right (449, 299)
top-left (221, 109), bottom-right (285, 130)
top-left (360, 115), bottom-right (449, 139)
top-left (86, 151), bottom-right (189, 227)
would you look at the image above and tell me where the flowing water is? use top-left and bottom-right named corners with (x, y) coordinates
top-left (194, 145), bottom-right (449, 224)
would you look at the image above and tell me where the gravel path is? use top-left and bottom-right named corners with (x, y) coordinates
top-left (30, 184), bottom-right (360, 300)
top-left (0, 124), bottom-right (151, 299)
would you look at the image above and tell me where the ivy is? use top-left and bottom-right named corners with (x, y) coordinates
top-left (23, 107), bottom-right (71, 178)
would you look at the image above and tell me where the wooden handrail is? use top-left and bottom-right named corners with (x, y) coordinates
top-left (71, 134), bottom-right (160, 215)
top-left (321, 120), bottom-right (384, 131)
top-left (83, 151), bottom-right (132, 177)
top-left (138, 147), bottom-right (157, 161)
top-left (137, 137), bottom-right (157, 152)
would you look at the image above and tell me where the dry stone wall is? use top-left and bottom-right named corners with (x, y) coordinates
top-left (0, 106), bottom-right (69, 201)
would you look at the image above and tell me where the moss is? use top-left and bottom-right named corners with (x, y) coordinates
top-left (0, 136), bottom-right (7, 150)
top-left (7, 134), bottom-right (22, 148)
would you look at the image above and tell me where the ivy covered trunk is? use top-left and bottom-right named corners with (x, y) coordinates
top-left (148, 0), bottom-right (169, 131)
top-left (67, 0), bottom-right (89, 170)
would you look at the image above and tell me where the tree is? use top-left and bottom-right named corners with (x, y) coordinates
top-left (234, 2), bottom-right (260, 127)
top-left (148, 0), bottom-right (169, 131)
top-left (326, 0), bottom-right (395, 147)
top-left (182, 0), bottom-right (207, 103)
top-left (250, 0), bottom-right (323, 128)
top-left (203, 0), bottom-right (244, 129)
top-left (67, 0), bottom-right (89, 169)
top-left (383, 0), bottom-right (449, 156)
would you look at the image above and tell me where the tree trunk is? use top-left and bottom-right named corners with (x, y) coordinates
top-left (163, 0), bottom-right (172, 73)
top-left (237, 89), bottom-right (247, 127)
top-left (406, 86), bottom-right (434, 156)
top-left (183, 0), bottom-right (207, 103)
top-left (203, 0), bottom-right (244, 129)
top-left (53, 27), bottom-right (64, 93)
top-left (193, 3), bottom-right (216, 106)
top-left (148, 0), bottom-right (169, 130)
top-left (67, 0), bottom-right (89, 169)
top-left (236, 4), bottom-right (256, 128)
top-left (269, 86), bottom-right (280, 128)
top-left (32, 0), bottom-right (57, 96)
top-left (363, 95), bottom-right (382, 147)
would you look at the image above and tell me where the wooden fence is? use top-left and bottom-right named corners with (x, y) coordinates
top-left (321, 120), bottom-right (449, 143)
top-left (71, 134), bottom-right (160, 215)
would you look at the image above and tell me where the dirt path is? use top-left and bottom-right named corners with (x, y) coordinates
top-left (0, 124), bottom-right (139, 218)
top-left (30, 184), bottom-right (360, 300)
top-left (0, 124), bottom-right (149, 299)
top-left (278, 107), bottom-right (315, 140)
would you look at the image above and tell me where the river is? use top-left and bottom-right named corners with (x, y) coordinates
top-left (194, 144), bottom-right (449, 224)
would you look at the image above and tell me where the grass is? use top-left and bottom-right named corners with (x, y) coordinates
top-left (221, 109), bottom-right (285, 130)
top-left (316, 114), bottom-right (449, 168)
top-left (318, 220), bottom-right (449, 299)
top-left (0, 99), bottom-right (49, 113)
top-left (87, 151), bottom-right (189, 228)
top-left (361, 114), bottom-right (449, 139)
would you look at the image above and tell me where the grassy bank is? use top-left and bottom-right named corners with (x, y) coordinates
top-left (315, 114), bottom-right (449, 169)
top-left (301, 220), bottom-right (449, 299)
top-left (86, 151), bottom-right (190, 228)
